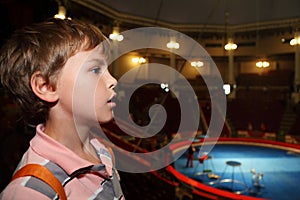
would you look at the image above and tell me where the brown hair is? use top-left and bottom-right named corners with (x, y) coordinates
top-left (0, 18), bottom-right (110, 125)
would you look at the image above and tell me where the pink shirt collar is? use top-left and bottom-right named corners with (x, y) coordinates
top-left (30, 124), bottom-right (107, 175)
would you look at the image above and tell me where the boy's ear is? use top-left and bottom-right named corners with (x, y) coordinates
top-left (31, 71), bottom-right (59, 103)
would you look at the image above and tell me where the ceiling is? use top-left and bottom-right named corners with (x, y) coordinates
top-left (67, 0), bottom-right (300, 36)
top-left (0, 0), bottom-right (300, 46)
top-left (96, 0), bottom-right (300, 26)
top-left (1, 0), bottom-right (300, 35)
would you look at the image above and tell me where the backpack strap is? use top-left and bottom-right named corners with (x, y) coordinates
top-left (11, 163), bottom-right (67, 200)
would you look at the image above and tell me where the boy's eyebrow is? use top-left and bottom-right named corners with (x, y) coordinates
top-left (85, 58), bottom-right (107, 66)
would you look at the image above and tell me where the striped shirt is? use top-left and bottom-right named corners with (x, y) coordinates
top-left (0, 124), bottom-right (124, 200)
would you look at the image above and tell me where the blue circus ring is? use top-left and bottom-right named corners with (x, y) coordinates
top-left (168, 137), bottom-right (300, 200)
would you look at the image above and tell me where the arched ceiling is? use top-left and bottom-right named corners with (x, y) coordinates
top-left (97, 0), bottom-right (300, 26)
top-left (69, 0), bottom-right (300, 34)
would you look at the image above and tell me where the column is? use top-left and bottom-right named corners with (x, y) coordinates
top-left (292, 32), bottom-right (300, 103)
top-left (225, 38), bottom-right (237, 98)
top-left (167, 37), bottom-right (179, 85)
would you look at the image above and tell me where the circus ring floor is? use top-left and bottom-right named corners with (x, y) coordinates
top-left (170, 138), bottom-right (300, 200)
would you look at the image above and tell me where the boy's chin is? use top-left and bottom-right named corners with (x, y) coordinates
top-left (98, 116), bottom-right (114, 124)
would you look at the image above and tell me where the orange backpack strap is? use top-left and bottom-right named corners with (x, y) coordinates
top-left (11, 164), bottom-right (67, 200)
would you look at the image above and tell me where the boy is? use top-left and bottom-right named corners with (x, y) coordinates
top-left (0, 18), bottom-right (124, 199)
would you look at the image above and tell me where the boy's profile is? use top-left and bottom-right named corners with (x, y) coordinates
top-left (0, 18), bottom-right (124, 199)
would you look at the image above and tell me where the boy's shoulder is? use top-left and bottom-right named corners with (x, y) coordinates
top-left (1, 177), bottom-right (51, 200)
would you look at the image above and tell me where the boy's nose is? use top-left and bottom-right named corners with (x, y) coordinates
top-left (106, 71), bottom-right (117, 89)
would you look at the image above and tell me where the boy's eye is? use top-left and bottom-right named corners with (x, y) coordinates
top-left (91, 67), bottom-right (102, 74)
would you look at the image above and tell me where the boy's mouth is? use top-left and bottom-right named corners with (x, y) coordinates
top-left (108, 93), bottom-right (116, 103)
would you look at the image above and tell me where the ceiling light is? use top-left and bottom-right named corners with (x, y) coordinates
top-left (109, 27), bottom-right (124, 42)
top-left (132, 57), bottom-right (146, 64)
top-left (54, 6), bottom-right (66, 19)
top-left (191, 61), bottom-right (204, 67)
top-left (224, 42), bottom-right (237, 51)
top-left (167, 40), bottom-right (180, 49)
top-left (109, 33), bottom-right (124, 42)
top-left (290, 37), bottom-right (300, 46)
top-left (256, 61), bottom-right (270, 68)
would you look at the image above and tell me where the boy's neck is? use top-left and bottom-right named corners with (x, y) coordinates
top-left (44, 114), bottom-right (99, 164)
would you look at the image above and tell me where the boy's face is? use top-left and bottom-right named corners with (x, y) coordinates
top-left (56, 44), bottom-right (117, 125)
